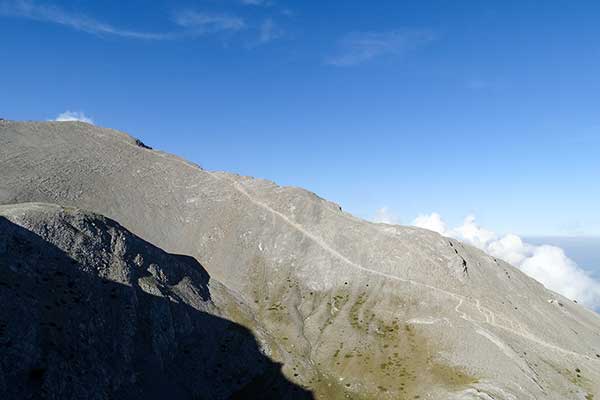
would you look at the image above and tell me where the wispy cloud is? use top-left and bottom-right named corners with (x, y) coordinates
top-left (55, 111), bottom-right (94, 124)
top-left (241, 0), bottom-right (270, 6)
top-left (327, 29), bottom-right (435, 67)
top-left (0, 0), bottom-right (177, 39)
top-left (411, 212), bottom-right (600, 309)
top-left (372, 207), bottom-right (401, 225)
top-left (172, 10), bottom-right (245, 34)
top-left (0, 1), bottom-right (245, 40)
top-left (257, 18), bottom-right (282, 44)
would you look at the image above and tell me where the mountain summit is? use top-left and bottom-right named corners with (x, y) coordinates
top-left (1, 120), bottom-right (599, 399)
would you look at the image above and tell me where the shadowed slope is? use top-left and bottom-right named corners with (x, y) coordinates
top-left (0, 203), bottom-right (313, 400)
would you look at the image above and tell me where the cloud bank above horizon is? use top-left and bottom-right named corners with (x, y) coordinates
top-left (411, 212), bottom-right (600, 309)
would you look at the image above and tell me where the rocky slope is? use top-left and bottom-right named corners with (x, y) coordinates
top-left (1, 120), bottom-right (600, 399)
top-left (0, 202), bottom-right (311, 399)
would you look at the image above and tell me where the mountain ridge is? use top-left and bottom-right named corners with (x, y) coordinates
top-left (1, 120), bottom-right (599, 399)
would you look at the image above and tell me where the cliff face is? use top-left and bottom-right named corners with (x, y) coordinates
top-left (1, 120), bottom-right (599, 399)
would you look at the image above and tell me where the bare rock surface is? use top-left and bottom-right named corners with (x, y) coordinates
top-left (1, 120), bottom-right (600, 399)
top-left (0, 202), bottom-right (311, 400)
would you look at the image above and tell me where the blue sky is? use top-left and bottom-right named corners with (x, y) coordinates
top-left (1, 0), bottom-right (599, 237)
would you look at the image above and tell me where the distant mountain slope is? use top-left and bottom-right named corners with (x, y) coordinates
top-left (1, 120), bottom-right (599, 399)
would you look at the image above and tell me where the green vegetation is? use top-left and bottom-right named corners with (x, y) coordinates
top-left (313, 311), bottom-right (478, 399)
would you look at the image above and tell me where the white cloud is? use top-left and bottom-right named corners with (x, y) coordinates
top-left (241, 0), bottom-right (269, 5)
top-left (172, 10), bottom-right (245, 33)
top-left (413, 212), bottom-right (447, 235)
top-left (412, 212), bottom-right (600, 308)
top-left (452, 214), bottom-right (496, 250)
top-left (0, 1), bottom-right (245, 40)
top-left (487, 234), bottom-right (529, 266)
top-left (372, 207), bottom-right (401, 225)
top-left (257, 18), bottom-right (282, 44)
top-left (326, 29), bottom-right (435, 67)
top-left (55, 111), bottom-right (94, 124)
top-left (0, 0), bottom-right (176, 39)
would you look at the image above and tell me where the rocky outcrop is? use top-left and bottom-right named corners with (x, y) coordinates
top-left (0, 203), bottom-right (310, 399)
top-left (1, 121), bottom-right (599, 399)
